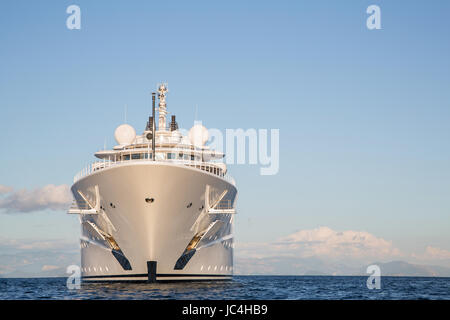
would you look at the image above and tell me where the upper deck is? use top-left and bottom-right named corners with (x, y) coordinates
top-left (73, 84), bottom-right (235, 186)
top-left (73, 156), bottom-right (235, 186)
top-left (74, 136), bottom-right (234, 186)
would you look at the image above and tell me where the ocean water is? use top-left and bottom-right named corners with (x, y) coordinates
top-left (0, 276), bottom-right (449, 300)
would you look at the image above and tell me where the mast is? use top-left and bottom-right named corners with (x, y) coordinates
top-left (157, 83), bottom-right (168, 131)
top-left (152, 92), bottom-right (156, 161)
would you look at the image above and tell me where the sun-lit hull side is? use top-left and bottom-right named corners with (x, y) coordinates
top-left (71, 162), bottom-right (237, 282)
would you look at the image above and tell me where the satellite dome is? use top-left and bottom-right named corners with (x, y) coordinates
top-left (114, 124), bottom-right (136, 146)
top-left (189, 123), bottom-right (209, 147)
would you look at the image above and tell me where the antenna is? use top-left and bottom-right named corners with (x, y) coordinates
top-left (152, 92), bottom-right (156, 161)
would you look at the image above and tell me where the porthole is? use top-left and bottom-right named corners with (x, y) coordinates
top-left (145, 197), bottom-right (155, 204)
top-left (187, 202), bottom-right (192, 208)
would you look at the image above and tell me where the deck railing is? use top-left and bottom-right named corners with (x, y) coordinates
top-left (68, 200), bottom-right (92, 211)
top-left (73, 158), bottom-right (236, 186)
top-left (213, 199), bottom-right (233, 210)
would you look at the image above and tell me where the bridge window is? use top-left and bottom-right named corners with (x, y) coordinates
top-left (155, 153), bottom-right (165, 161)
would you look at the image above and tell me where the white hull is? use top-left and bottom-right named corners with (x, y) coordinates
top-left (71, 161), bottom-right (237, 282)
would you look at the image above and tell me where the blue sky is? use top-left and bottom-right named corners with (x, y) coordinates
top-left (1, 1), bottom-right (450, 275)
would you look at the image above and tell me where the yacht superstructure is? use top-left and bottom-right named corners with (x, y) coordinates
top-left (68, 84), bottom-right (237, 282)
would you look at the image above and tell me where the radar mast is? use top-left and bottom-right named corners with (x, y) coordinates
top-left (157, 83), bottom-right (168, 131)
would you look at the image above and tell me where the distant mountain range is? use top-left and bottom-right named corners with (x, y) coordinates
top-left (364, 261), bottom-right (450, 277)
top-left (0, 267), bottom-right (68, 279)
top-left (234, 257), bottom-right (450, 277)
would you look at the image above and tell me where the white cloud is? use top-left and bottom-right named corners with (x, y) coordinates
top-left (16, 240), bottom-right (73, 251)
top-left (0, 237), bottom-right (79, 252)
top-left (412, 246), bottom-right (450, 262)
top-left (0, 237), bottom-right (79, 277)
top-left (0, 184), bottom-right (72, 213)
top-left (41, 265), bottom-right (60, 271)
top-left (0, 185), bottom-right (13, 194)
top-left (236, 226), bottom-right (401, 263)
top-left (274, 226), bottom-right (401, 260)
top-left (234, 226), bottom-right (405, 275)
top-left (424, 246), bottom-right (450, 260)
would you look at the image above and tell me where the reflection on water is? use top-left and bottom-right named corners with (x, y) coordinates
top-left (1, 276), bottom-right (450, 300)
top-left (75, 279), bottom-right (245, 300)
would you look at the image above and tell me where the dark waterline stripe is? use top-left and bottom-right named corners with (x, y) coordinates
top-left (82, 273), bottom-right (231, 279)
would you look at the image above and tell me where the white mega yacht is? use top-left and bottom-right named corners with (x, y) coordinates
top-left (68, 84), bottom-right (237, 282)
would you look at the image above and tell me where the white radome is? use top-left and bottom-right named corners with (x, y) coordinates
top-left (189, 124), bottom-right (209, 147)
top-left (114, 124), bottom-right (136, 146)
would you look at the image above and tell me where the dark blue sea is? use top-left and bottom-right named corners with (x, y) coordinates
top-left (0, 276), bottom-right (449, 300)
